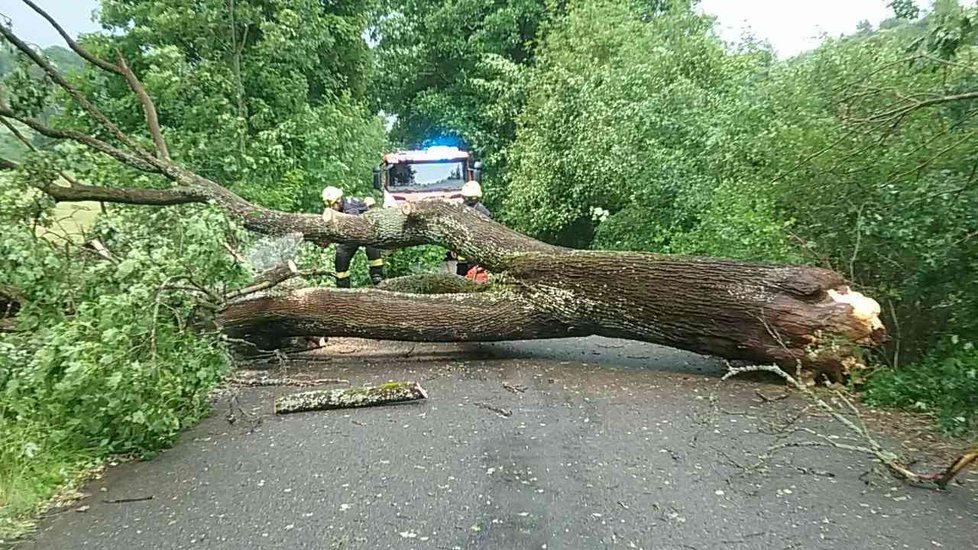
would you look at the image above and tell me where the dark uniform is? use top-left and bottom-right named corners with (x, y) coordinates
top-left (454, 201), bottom-right (492, 277)
top-left (334, 198), bottom-right (384, 288)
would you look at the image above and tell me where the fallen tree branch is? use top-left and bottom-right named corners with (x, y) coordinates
top-left (723, 362), bottom-right (976, 489)
top-left (274, 381), bottom-right (428, 414)
top-left (0, 22), bottom-right (152, 161)
top-left (20, 0), bottom-right (123, 74)
top-left (224, 261), bottom-right (299, 300)
top-left (118, 52), bottom-right (170, 160)
top-left (474, 402), bottom-right (513, 417)
top-left (84, 239), bottom-right (114, 261)
top-left (0, 105), bottom-right (159, 172)
top-left (43, 182), bottom-right (204, 206)
top-left (220, 287), bottom-right (587, 343)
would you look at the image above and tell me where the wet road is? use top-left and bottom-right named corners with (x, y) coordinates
top-left (26, 337), bottom-right (978, 549)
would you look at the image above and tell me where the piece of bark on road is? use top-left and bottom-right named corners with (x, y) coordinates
top-left (274, 381), bottom-right (428, 414)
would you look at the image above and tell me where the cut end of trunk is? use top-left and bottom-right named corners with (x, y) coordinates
top-left (827, 287), bottom-right (885, 339)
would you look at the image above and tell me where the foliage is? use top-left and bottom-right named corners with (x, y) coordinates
top-left (70, 0), bottom-right (386, 212)
top-left (499, 0), bottom-right (978, 428)
top-left (373, 0), bottom-right (553, 149)
top-left (504, 1), bottom-right (774, 249)
top-left (0, 164), bottom-right (245, 534)
top-left (865, 340), bottom-right (978, 435)
top-left (0, 45), bottom-right (82, 77)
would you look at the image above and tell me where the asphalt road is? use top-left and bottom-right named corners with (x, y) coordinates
top-left (25, 337), bottom-right (978, 550)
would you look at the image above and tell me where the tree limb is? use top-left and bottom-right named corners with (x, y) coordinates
top-left (0, 106), bottom-right (159, 172)
top-left (857, 91), bottom-right (978, 124)
top-left (376, 273), bottom-right (490, 294)
top-left (219, 287), bottom-right (586, 343)
top-left (118, 52), bottom-right (170, 160)
top-left (20, 0), bottom-right (124, 74)
top-left (41, 181), bottom-right (205, 205)
top-left (0, 23), bottom-right (153, 162)
top-left (274, 381), bottom-right (428, 414)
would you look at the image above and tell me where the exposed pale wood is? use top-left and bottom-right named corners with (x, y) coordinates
top-left (274, 382), bottom-right (428, 414)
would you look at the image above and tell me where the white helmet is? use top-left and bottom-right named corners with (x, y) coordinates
top-left (461, 180), bottom-right (482, 199)
top-left (322, 186), bottom-right (343, 204)
top-left (362, 196), bottom-right (376, 208)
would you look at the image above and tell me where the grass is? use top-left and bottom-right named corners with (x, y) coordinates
top-left (0, 420), bottom-right (96, 541)
top-left (39, 200), bottom-right (101, 243)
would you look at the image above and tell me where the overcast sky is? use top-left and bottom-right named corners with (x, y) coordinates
top-left (6, 0), bottom-right (894, 58)
top-left (699, 0), bottom-right (894, 57)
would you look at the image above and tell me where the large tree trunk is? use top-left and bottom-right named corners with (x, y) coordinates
top-left (217, 202), bottom-right (885, 380)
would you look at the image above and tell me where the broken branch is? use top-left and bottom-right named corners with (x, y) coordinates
top-left (723, 362), bottom-right (975, 489)
top-left (274, 381), bottom-right (428, 414)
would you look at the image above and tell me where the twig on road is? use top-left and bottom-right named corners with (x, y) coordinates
top-left (502, 382), bottom-right (527, 394)
top-left (228, 373), bottom-right (349, 387)
top-left (103, 496), bottom-right (154, 504)
top-left (474, 402), bottom-right (512, 417)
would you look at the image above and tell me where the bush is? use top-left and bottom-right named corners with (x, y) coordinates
top-left (0, 195), bottom-right (245, 536)
top-left (864, 342), bottom-right (978, 436)
top-left (384, 245), bottom-right (451, 278)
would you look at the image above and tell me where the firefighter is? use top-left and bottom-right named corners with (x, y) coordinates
top-left (453, 180), bottom-right (492, 277)
top-left (322, 186), bottom-right (385, 288)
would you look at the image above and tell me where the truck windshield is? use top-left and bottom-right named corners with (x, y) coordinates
top-left (389, 161), bottom-right (464, 189)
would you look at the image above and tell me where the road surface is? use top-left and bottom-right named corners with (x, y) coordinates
top-left (25, 338), bottom-right (978, 549)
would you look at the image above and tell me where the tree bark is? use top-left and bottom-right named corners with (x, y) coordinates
top-left (213, 203), bottom-right (884, 379)
top-left (274, 382), bottom-right (428, 414)
top-left (376, 273), bottom-right (489, 294)
top-left (220, 287), bottom-right (588, 343)
top-left (42, 182), bottom-right (205, 205)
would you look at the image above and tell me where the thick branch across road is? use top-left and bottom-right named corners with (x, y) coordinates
top-left (219, 288), bottom-right (589, 342)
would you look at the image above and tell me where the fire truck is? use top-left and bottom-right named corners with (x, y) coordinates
top-left (372, 146), bottom-right (482, 208)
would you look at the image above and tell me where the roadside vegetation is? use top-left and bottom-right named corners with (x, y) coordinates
top-left (1, 0), bottom-right (975, 538)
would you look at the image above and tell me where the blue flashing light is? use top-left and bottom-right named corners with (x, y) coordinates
top-left (425, 136), bottom-right (463, 148)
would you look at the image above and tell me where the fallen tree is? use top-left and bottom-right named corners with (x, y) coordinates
top-left (0, 2), bottom-right (886, 381)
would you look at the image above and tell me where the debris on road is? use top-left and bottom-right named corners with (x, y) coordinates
top-left (103, 496), bottom-right (154, 504)
top-left (475, 402), bottom-right (513, 417)
top-left (754, 389), bottom-right (789, 403)
top-left (229, 372), bottom-right (349, 387)
top-left (274, 381), bottom-right (428, 414)
top-left (502, 382), bottom-right (527, 394)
